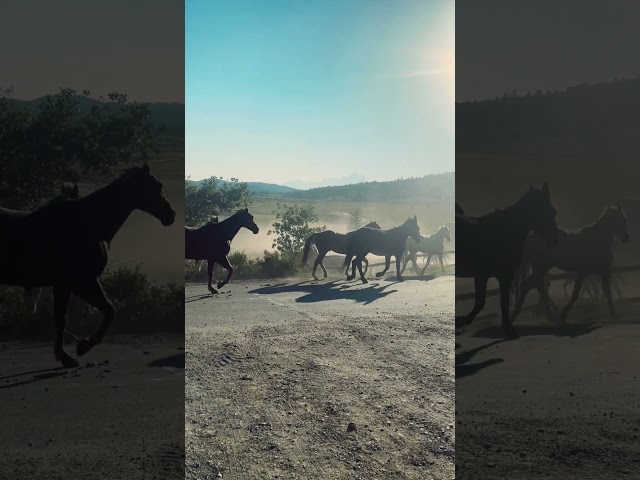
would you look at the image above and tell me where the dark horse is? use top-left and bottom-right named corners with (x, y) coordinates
top-left (455, 183), bottom-right (558, 338)
top-left (185, 208), bottom-right (259, 294)
top-left (0, 163), bottom-right (176, 367)
top-left (343, 217), bottom-right (422, 284)
top-left (301, 221), bottom-right (381, 280)
top-left (24, 183), bottom-right (81, 315)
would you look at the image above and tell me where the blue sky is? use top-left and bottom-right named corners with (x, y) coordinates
top-left (186, 0), bottom-right (454, 188)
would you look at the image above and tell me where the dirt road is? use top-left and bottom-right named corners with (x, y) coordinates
top-left (456, 290), bottom-right (640, 479)
top-left (186, 274), bottom-right (454, 480)
top-left (0, 334), bottom-right (185, 480)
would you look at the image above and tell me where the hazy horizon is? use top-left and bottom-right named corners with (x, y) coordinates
top-left (186, 0), bottom-right (454, 184)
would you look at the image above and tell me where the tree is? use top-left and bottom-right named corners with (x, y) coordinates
top-left (268, 203), bottom-right (325, 256)
top-left (0, 87), bottom-right (154, 209)
top-left (184, 176), bottom-right (250, 226)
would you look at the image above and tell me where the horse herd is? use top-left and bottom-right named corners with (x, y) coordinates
top-left (456, 182), bottom-right (631, 339)
top-left (185, 211), bottom-right (452, 290)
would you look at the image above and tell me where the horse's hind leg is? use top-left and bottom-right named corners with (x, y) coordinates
top-left (207, 259), bottom-right (218, 294)
top-left (52, 287), bottom-right (79, 368)
top-left (375, 256), bottom-right (391, 278)
top-left (347, 258), bottom-right (357, 281)
top-left (216, 256), bottom-right (234, 289)
top-left (456, 276), bottom-right (488, 328)
top-left (363, 257), bottom-right (369, 275)
top-left (420, 255), bottom-right (434, 276)
top-left (313, 251), bottom-right (327, 280)
top-left (395, 254), bottom-right (404, 282)
top-left (439, 253), bottom-right (445, 273)
top-left (601, 272), bottom-right (617, 319)
top-left (510, 274), bottom-right (534, 323)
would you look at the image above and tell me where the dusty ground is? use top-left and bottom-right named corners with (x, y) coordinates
top-left (0, 334), bottom-right (185, 480)
top-left (186, 273), bottom-right (454, 480)
top-left (456, 279), bottom-right (640, 479)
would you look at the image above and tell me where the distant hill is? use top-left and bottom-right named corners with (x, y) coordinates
top-left (7, 96), bottom-right (184, 137)
top-left (457, 77), bottom-right (640, 153)
top-left (283, 173), bottom-right (454, 203)
top-left (186, 178), bottom-right (299, 195)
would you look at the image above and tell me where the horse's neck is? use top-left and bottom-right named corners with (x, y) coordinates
top-left (219, 215), bottom-right (244, 240)
top-left (495, 204), bottom-right (536, 242)
top-left (80, 180), bottom-right (134, 243)
top-left (582, 218), bottom-right (616, 245)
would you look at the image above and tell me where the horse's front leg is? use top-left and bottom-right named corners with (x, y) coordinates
top-left (216, 256), bottom-right (234, 289)
top-left (395, 253), bottom-right (404, 282)
top-left (375, 256), bottom-right (391, 278)
top-left (52, 287), bottom-right (78, 368)
top-left (420, 254), bottom-right (433, 276)
top-left (560, 274), bottom-right (584, 323)
top-left (456, 276), bottom-right (488, 329)
top-left (498, 275), bottom-right (518, 339)
top-left (71, 278), bottom-right (115, 357)
top-left (439, 253), bottom-right (445, 273)
top-left (601, 272), bottom-right (617, 319)
top-left (207, 259), bottom-right (218, 294)
top-left (363, 257), bottom-right (369, 275)
top-left (356, 257), bottom-right (368, 284)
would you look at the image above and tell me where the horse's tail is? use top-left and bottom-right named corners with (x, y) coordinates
top-left (302, 234), bottom-right (317, 265)
top-left (511, 258), bottom-right (531, 305)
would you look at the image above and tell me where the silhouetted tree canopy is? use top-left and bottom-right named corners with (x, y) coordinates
top-left (184, 176), bottom-right (251, 226)
top-left (268, 203), bottom-right (325, 256)
top-left (0, 87), bottom-right (155, 209)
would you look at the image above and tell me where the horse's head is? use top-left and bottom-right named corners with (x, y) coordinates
top-left (237, 207), bottom-right (259, 234)
top-left (366, 221), bottom-right (381, 229)
top-left (439, 225), bottom-right (451, 242)
top-left (403, 216), bottom-right (421, 243)
top-left (521, 182), bottom-right (558, 247)
top-left (128, 163), bottom-right (176, 226)
top-left (603, 205), bottom-right (630, 244)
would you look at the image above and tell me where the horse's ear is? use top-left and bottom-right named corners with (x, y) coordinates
top-left (542, 182), bottom-right (550, 197)
top-left (244, 207), bottom-right (248, 212)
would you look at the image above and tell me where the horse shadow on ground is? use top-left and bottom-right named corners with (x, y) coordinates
top-left (0, 367), bottom-right (69, 390)
top-left (249, 280), bottom-right (399, 305)
top-left (378, 274), bottom-right (440, 283)
top-left (456, 339), bottom-right (507, 379)
top-left (147, 353), bottom-right (184, 369)
top-left (470, 322), bottom-right (602, 340)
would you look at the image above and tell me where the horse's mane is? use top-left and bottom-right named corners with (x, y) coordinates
top-left (578, 206), bottom-right (625, 233)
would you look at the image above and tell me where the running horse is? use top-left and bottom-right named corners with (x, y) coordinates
top-left (343, 217), bottom-right (422, 284)
top-left (301, 221), bottom-right (381, 280)
top-left (401, 225), bottom-right (451, 275)
top-left (511, 205), bottom-right (630, 323)
top-left (0, 163), bottom-right (176, 367)
top-left (455, 183), bottom-right (558, 338)
top-left (185, 208), bottom-right (259, 294)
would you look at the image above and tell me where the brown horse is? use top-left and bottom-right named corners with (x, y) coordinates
top-left (185, 208), bottom-right (259, 294)
top-left (301, 221), bottom-right (381, 280)
top-left (0, 163), bottom-right (175, 367)
top-left (343, 217), bottom-right (422, 284)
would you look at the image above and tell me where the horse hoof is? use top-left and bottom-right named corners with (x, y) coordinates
top-left (313, 276), bottom-right (320, 281)
top-left (208, 287), bottom-right (218, 295)
top-left (375, 272), bottom-right (384, 278)
top-left (55, 350), bottom-right (79, 368)
top-left (361, 279), bottom-right (368, 284)
top-left (76, 338), bottom-right (93, 356)
top-left (346, 275), bottom-right (355, 281)
top-left (504, 328), bottom-right (519, 340)
top-left (397, 277), bottom-right (404, 282)
top-left (217, 281), bottom-right (224, 289)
